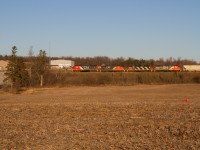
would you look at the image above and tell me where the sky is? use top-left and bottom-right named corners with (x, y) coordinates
top-left (0, 0), bottom-right (200, 61)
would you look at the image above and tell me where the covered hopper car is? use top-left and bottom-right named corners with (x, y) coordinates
top-left (183, 65), bottom-right (200, 71)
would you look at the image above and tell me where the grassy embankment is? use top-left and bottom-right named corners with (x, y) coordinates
top-left (44, 71), bottom-right (200, 86)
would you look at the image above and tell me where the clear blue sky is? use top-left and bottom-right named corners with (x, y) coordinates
top-left (0, 0), bottom-right (200, 61)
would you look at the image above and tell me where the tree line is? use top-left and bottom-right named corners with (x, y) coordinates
top-left (3, 46), bottom-right (49, 93)
top-left (0, 54), bottom-right (198, 67)
top-left (64, 56), bottom-right (198, 67)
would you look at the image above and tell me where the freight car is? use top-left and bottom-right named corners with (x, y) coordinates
top-left (183, 65), bottom-right (200, 71)
top-left (128, 65), bottom-right (181, 72)
top-left (130, 66), bottom-right (152, 72)
top-left (72, 65), bottom-right (186, 72)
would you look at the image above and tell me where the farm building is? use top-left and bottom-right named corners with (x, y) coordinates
top-left (0, 60), bottom-right (8, 85)
top-left (0, 71), bottom-right (5, 85)
top-left (0, 60), bottom-right (8, 71)
top-left (50, 60), bottom-right (75, 69)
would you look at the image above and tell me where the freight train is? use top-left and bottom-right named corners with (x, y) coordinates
top-left (71, 65), bottom-right (200, 72)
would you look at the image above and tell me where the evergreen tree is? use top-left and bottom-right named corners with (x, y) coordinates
top-left (4, 46), bottom-right (29, 92)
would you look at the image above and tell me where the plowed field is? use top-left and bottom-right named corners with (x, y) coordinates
top-left (0, 84), bottom-right (200, 149)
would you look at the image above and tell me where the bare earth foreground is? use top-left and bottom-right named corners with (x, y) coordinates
top-left (0, 84), bottom-right (200, 150)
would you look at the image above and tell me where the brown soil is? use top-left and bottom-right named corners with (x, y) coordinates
top-left (0, 84), bottom-right (200, 149)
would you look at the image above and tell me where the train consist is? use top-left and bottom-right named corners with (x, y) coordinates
top-left (71, 65), bottom-right (200, 72)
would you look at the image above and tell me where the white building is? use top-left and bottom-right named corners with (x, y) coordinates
top-left (0, 60), bottom-right (8, 71)
top-left (0, 60), bottom-right (8, 85)
top-left (50, 60), bottom-right (75, 69)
